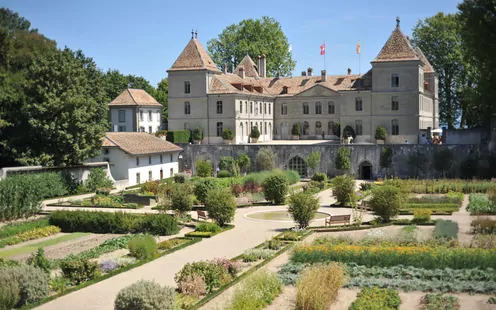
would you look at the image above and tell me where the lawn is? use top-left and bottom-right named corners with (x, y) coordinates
top-left (0, 232), bottom-right (90, 258)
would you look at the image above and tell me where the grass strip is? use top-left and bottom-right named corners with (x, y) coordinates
top-left (0, 232), bottom-right (90, 258)
top-left (0, 218), bottom-right (49, 239)
top-left (20, 237), bottom-right (201, 310)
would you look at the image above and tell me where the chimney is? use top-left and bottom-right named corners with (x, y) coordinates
top-left (406, 35), bottom-right (410, 41)
top-left (260, 54), bottom-right (266, 78)
top-left (223, 63), bottom-right (227, 74)
top-left (257, 56), bottom-right (261, 75)
top-left (238, 67), bottom-right (245, 79)
top-left (307, 67), bottom-right (313, 76)
top-left (276, 71), bottom-right (280, 79)
top-left (321, 70), bottom-right (326, 82)
top-left (302, 71), bottom-right (307, 76)
top-left (347, 68), bottom-right (352, 75)
top-left (232, 63), bottom-right (235, 73)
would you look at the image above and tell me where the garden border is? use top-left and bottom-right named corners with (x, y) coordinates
top-left (184, 224), bottom-right (235, 238)
top-left (46, 203), bottom-right (144, 210)
top-left (19, 237), bottom-right (202, 310)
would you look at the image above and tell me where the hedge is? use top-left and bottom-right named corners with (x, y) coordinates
top-left (49, 210), bottom-right (179, 235)
top-left (166, 130), bottom-right (190, 143)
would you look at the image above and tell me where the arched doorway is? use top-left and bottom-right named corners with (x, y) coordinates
top-left (359, 161), bottom-right (372, 180)
top-left (288, 156), bottom-right (307, 177)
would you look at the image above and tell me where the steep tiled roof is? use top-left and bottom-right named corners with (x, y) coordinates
top-left (414, 47), bottom-right (434, 73)
top-left (168, 38), bottom-right (220, 72)
top-left (234, 55), bottom-right (259, 77)
top-left (109, 89), bottom-right (162, 107)
top-left (103, 132), bottom-right (182, 155)
top-left (208, 74), bottom-right (272, 95)
top-left (372, 27), bottom-right (419, 62)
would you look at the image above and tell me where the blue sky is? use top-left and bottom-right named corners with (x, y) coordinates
top-left (3, 0), bottom-right (459, 86)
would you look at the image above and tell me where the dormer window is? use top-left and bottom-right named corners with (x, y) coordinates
top-left (281, 86), bottom-right (288, 94)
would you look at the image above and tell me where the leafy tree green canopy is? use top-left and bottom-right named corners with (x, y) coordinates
top-left (207, 16), bottom-right (296, 77)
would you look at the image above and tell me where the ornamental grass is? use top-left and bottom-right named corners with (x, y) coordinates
top-left (385, 179), bottom-right (496, 194)
top-left (290, 243), bottom-right (496, 270)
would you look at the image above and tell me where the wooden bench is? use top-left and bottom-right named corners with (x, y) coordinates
top-left (325, 214), bottom-right (351, 226)
top-left (197, 210), bottom-right (209, 221)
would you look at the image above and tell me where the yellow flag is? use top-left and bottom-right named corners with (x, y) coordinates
top-left (356, 41), bottom-right (361, 54)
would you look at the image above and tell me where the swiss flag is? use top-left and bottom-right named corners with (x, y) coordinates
top-left (320, 43), bottom-right (325, 55)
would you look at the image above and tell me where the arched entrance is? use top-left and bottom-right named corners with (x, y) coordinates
top-left (288, 156), bottom-right (307, 177)
top-left (359, 161), bottom-right (372, 180)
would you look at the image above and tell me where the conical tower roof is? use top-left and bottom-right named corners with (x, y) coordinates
top-left (372, 26), bottom-right (419, 62)
top-left (168, 38), bottom-right (220, 72)
top-left (234, 55), bottom-right (259, 77)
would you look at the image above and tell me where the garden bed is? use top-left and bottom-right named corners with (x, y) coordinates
top-left (47, 194), bottom-right (143, 209)
top-left (184, 224), bottom-right (235, 238)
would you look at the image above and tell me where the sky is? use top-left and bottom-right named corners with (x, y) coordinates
top-left (3, 0), bottom-right (460, 86)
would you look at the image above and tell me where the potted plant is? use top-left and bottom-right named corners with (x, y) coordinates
top-left (342, 125), bottom-right (356, 144)
top-left (375, 126), bottom-right (387, 144)
top-left (250, 126), bottom-right (260, 143)
top-left (192, 127), bottom-right (203, 144)
top-left (291, 123), bottom-right (301, 140)
top-left (222, 128), bottom-right (234, 144)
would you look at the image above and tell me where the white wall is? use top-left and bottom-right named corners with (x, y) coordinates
top-left (87, 147), bottom-right (129, 181)
top-left (128, 152), bottom-right (180, 186)
top-left (137, 108), bottom-right (162, 133)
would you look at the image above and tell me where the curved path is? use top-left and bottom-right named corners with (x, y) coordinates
top-left (36, 188), bottom-right (351, 310)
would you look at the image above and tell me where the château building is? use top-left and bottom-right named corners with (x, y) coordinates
top-left (167, 19), bottom-right (439, 144)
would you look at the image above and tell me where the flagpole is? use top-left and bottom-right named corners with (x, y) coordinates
top-left (324, 41), bottom-right (327, 72)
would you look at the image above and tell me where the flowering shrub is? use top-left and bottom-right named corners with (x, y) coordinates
top-left (114, 280), bottom-right (175, 310)
top-left (177, 274), bottom-right (207, 297)
top-left (175, 261), bottom-right (225, 293)
top-left (242, 248), bottom-right (276, 262)
top-left (412, 209), bottom-right (432, 224)
top-left (212, 258), bottom-right (240, 277)
top-left (99, 260), bottom-right (119, 273)
top-left (231, 184), bottom-right (243, 197)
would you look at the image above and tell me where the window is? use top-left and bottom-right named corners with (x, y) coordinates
top-left (148, 126), bottom-right (152, 133)
top-left (391, 74), bottom-right (399, 88)
top-left (239, 101), bottom-right (243, 113)
top-left (216, 122), bottom-right (223, 136)
top-left (136, 157), bottom-right (140, 166)
top-left (148, 110), bottom-right (152, 121)
top-left (148, 156), bottom-right (151, 164)
top-left (103, 148), bottom-right (109, 155)
top-left (281, 103), bottom-right (287, 115)
top-left (355, 97), bottom-right (363, 111)
top-left (264, 122), bottom-right (267, 135)
top-left (303, 121), bottom-right (309, 135)
top-left (184, 81), bottom-right (191, 93)
top-left (170, 168), bottom-right (174, 177)
top-left (355, 120), bottom-right (363, 136)
top-left (315, 102), bottom-right (322, 114)
top-left (268, 103), bottom-right (271, 114)
top-left (118, 126), bottom-right (126, 132)
top-left (392, 119), bottom-right (399, 135)
top-left (139, 110), bottom-right (143, 121)
top-left (328, 121), bottom-right (336, 135)
top-left (139, 126), bottom-right (145, 132)
top-left (245, 101), bottom-right (247, 114)
top-left (216, 101), bottom-right (223, 114)
top-left (303, 102), bottom-right (309, 114)
top-left (136, 173), bottom-right (140, 184)
top-left (184, 102), bottom-right (191, 114)
top-left (118, 110), bottom-right (125, 122)
top-left (160, 155), bottom-right (163, 163)
top-left (391, 96), bottom-right (399, 111)
top-left (264, 103), bottom-right (267, 114)
top-left (170, 153), bottom-right (173, 162)
top-left (148, 171), bottom-right (152, 181)
top-left (255, 102), bottom-right (258, 115)
top-left (315, 121), bottom-right (322, 134)
top-left (250, 102), bottom-right (253, 114)
top-left (328, 101), bottom-right (335, 114)
top-left (288, 156), bottom-right (307, 177)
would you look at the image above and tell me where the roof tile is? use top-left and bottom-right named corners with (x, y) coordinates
top-left (372, 27), bottom-right (419, 62)
top-left (109, 89), bottom-right (162, 107)
top-left (234, 55), bottom-right (259, 78)
top-left (168, 39), bottom-right (220, 72)
top-left (103, 132), bottom-right (182, 155)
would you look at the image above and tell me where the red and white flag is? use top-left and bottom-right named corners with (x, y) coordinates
top-left (320, 43), bottom-right (325, 55)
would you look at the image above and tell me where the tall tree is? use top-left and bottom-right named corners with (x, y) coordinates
top-left (2, 48), bottom-right (108, 166)
top-left (156, 78), bottom-right (168, 122)
top-left (458, 0), bottom-right (496, 128)
top-left (207, 16), bottom-right (296, 77)
top-left (103, 70), bottom-right (157, 102)
top-left (411, 13), bottom-right (471, 128)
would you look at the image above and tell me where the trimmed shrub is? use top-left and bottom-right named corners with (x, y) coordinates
top-left (192, 127), bottom-right (203, 141)
top-left (217, 170), bottom-right (231, 178)
top-left (205, 188), bottom-right (236, 226)
top-left (412, 209), bottom-right (432, 224)
top-left (331, 174), bottom-right (355, 206)
top-left (226, 270), bottom-right (281, 310)
top-left (194, 178), bottom-right (216, 203)
top-left (175, 261), bottom-right (225, 293)
top-left (250, 126), bottom-right (260, 139)
top-left (60, 258), bottom-right (101, 284)
top-left (3, 264), bottom-right (50, 306)
top-left (296, 263), bottom-right (347, 310)
top-left (166, 130), bottom-right (190, 143)
top-left (85, 168), bottom-right (113, 192)
top-left (433, 219), bottom-right (458, 240)
top-left (141, 181), bottom-right (159, 195)
top-left (26, 248), bottom-right (51, 274)
top-left (49, 211), bottom-right (178, 235)
top-left (196, 160), bottom-right (213, 177)
top-left (263, 173), bottom-right (289, 204)
top-left (288, 192), bottom-right (320, 228)
top-left (292, 123), bottom-right (302, 136)
top-left (370, 185), bottom-right (405, 222)
top-left (170, 185), bottom-right (193, 215)
top-left (128, 235), bottom-right (158, 260)
top-left (222, 128), bottom-right (234, 140)
top-left (236, 153), bottom-right (251, 173)
top-left (114, 280), bottom-right (176, 310)
top-left (311, 172), bottom-right (327, 182)
top-left (196, 222), bottom-right (221, 233)
top-left (350, 287), bottom-right (401, 310)
top-left (219, 156), bottom-right (240, 176)
top-left (336, 146), bottom-right (351, 170)
top-left (375, 126), bottom-right (387, 140)
top-left (0, 272), bottom-right (20, 310)
top-left (174, 172), bottom-right (190, 183)
top-left (255, 148), bottom-right (276, 171)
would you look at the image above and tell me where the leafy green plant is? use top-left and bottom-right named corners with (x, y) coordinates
top-left (249, 126), bottom-right (260, 139)
top-left (263, 173), bottom-right (288, 204)
top-left (85, 168), bottom-right (113, 192)
top-left (0, 226), bottom-right (61, 248)
top-left (421, 293), bottom-right (459, 310)
top-left (192, 127), bottom-right (203, 141)
top-left (471, 218), bottom-right (496, 234)
top-left (166, 130), bottom-right (190, 143)
top-left (292, 123), bottom-right (302, 136)
top-left (2, 264), bottom-right (50, 306)
top-left (330, 174), bottom-right (355, 206)
top-left (242, 248), bottom-right (276, 262)
top-left (194, 178), bottom-right (216, 203)
top-left (219, 156), bottom-right (240, 176)
top-left (370, 185), bottom-right (405, 222)
top-left (49, 277), bottom-right (70, 293)
top-left (196, 160), bottom-right (213, 177)
top-left (433, 219), bottom-right (459, 240)
top-left (288, 192), bottom-right (320, 228)
top-left (128, 235), bottom-right (158, 260)
top-left (311, 172), bottom-right (327, 182)
top-left (141, 181), bottom-right (159, 195)
top-left (157, 238), bottom-right (186, 251)
top-left (0, 174), bottom-right (44, 221)
top-left (375, 126), bottom-right (387, 140)
top-left (223, 128), bottom-right (235, 140)
top-left (114, 280), bottom-right (176, 310)
top-left (296, 263), bottom-right (347, 310)
top-left (467, 193), bottom-right (496, 214)
top-left (488, 296), bottom-right (496, 304)
top-left (170, 184), bottom-right (193, 216)
top-left (306, 151), bottom-right (321, 174)
top-left (217, 170), bottom-right (231, 178)
top-left (0, 218), bottom-right (49, 239)
top-left (412, 209), bottom-right (432, 224)
top-left (60, 258), bottom-right (101, 285)
top-left (26, 248), bottom-right (51, 273)
top-left (0, 271), bottom-right (20, 310)
top-left (226, 270), bottom-right (281, 310)
top-left (205, 188), bottom-right (236, 226)
top-left (266, 238), bottom-right (282, 250)
top-left (255, 148), bottom-right (277, 171)
top-left (175, 261), bottom-right (225, 293)
top-left (196, 222), bottom-right (221, 233)
top-left (336, 146), bottom-right (351, 170)
top-left (174, 172), bottom-right (190, 183)
top-left (349, 287), bottom-right (401, 310)
top-left (236, 153), bottom-right (251, 173)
